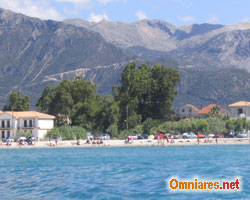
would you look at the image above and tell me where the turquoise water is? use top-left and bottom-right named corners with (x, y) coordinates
top-left (0, 145), bottom-right (249, 199)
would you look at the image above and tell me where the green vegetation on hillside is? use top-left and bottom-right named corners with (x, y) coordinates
top-left (174, 68), bottom-right (250, 108)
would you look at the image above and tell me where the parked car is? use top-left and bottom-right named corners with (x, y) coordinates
top-left (26, 136), bottom-right (36, 142)
top-left (2, 137), bottom-right (14, 143)
top-left (137, 134), bottom-right (144, 140)
top-left (197, 133), bottom-right (206, 138)
top-left (183, 133), bottom-right (197, 139)
top-left (226, 132), bottom-right (235, 138)
top-left (154, 134), bottom-right (164, 139)
top-left (142, 134), bottom-right (149, 139)
top-left (87, 135), bottom-right (94, 140)
top-left (128, 135), bottom-right (137, 140)
top-left (52, 136), bottom-right (61, 141)
top-left (208, 134), bottom-right (215, 138)
top-left (237, 133), bottom-right (247, 138)
top-left (6, 137), bottom-right (15, 142)
top-left (213, 133), bottom-right (223, 138)
top-left (100, 134), bottom-right (110, 140)
top-left (2, 138), bottom-right (7, 142)
top-left (173, 134), bottom-right (182, 139)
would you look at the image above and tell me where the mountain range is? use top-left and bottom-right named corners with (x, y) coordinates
top-left (1, 7), bottom-right (250, 109)
top-left (64, 18), bottom-right (250, 70)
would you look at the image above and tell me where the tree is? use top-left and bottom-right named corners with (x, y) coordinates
top-left (196, 119), bottom-right (209, 133)
top-left (36, 86), bottom-right (54, 113)
top-left (114, 62), bottom-right (180, 130)
top-left (209, 106), bottom-right (221, 118)
top-left (37, 77), bottom-right (115, 133)
top-left (226, 119), bottom-right (235, 132)
top-left (3, 92), bottom-right (30, 111)
top-left (142, 118), bottom-right (160, 134)
top-left (207, 117), bottom-right (226, 134)
top-left (234, 118), bottom-right (246, 133)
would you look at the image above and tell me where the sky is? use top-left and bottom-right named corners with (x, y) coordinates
top-left (0, 0), bottom-right (250, 25)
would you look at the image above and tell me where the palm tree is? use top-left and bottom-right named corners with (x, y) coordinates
top-left (209, 106), bottom-right (220, 117)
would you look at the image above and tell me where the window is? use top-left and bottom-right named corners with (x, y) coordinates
top-left (182, 109), bottom-right (185, 113)
top-left (29, 120), bottom-right (33, 127)
top-left (2, 131), bottom-right (5, 139)
top-left (1, 121), bottom-right (5, 128)
top-left (238, 108), bottom-right (243, 115)
top-left (7, 121), bottom-right (10, 128)
top-left (7, 131), bottom-right (10, 138)
top-left (24, 120), bottom-right (27, 128)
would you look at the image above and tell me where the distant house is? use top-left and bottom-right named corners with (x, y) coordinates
top-left (175, 104), bottom-right (200, 119)
top-left (199, 104), bottom-right (228, 118)
top-left (229, 101), bottom-right (250, 120)
top-left (175, 104), bottom-right (227, 119)
top-left (0, 111), bottom-right (55, 140)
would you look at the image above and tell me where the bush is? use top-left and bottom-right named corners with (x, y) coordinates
top-left (47, 126), bottom-right (87, 140)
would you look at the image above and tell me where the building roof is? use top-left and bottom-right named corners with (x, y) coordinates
top-left (199, 104), bottom-right (227, 114)
top-left (0, 111), bottom-right (55, 119)
top-left (185, 104), bottom-right (200, 113)
top-left (229, 101), bottom-right (250, 107)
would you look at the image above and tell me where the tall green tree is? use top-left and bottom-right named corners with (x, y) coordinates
top-left (37, 77), bottom-right (118, 133)
top-left (114, 62), bottom-right (180, 130)
top-left (3, 92), bottom-right (30, 111)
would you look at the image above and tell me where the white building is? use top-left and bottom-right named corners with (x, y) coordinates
top-left (175, 104), bottom-right (200, 119)
top-left (0, 111), bottom-right (55, 140)
top-left (229, 101), bottom-right (250, 120)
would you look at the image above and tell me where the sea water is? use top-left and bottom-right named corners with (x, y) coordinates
top-left (0, 145), bottom-right (249, 199)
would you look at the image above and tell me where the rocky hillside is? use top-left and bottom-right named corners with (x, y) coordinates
top-left (64, 18), bottom-right (250, 70)
top-left (0, 8), bottom-right (134, 107)
top-left (175, 68), bottom-right (250, 108)
top-left (1, 8), bottom-right (250, 109)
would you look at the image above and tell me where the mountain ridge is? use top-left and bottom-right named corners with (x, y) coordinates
top-left (1, 7), bottom-right (250, 109)
top-left (64, 18), bottom-right (250, 70)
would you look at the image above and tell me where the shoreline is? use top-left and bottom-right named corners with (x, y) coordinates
top-left (0, 138), bottom-right (250, 149)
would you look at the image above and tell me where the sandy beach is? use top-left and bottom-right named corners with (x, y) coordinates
top-left (0, 138), bottom-right (250, 149)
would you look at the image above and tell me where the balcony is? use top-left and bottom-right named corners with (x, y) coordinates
top-left (0, 126), bottom-right (12, 129)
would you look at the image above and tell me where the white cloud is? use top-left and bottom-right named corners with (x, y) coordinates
top-left (135, 10), bottom-right (147, 20)
top-left (0, 0), bottom-right (63, 20)
top-left (88, 12), bottom-right (109, 22)
top-left (177, 15), bottom-right (195, 22)
top-left (207, 15), bottom-right (219, 24)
